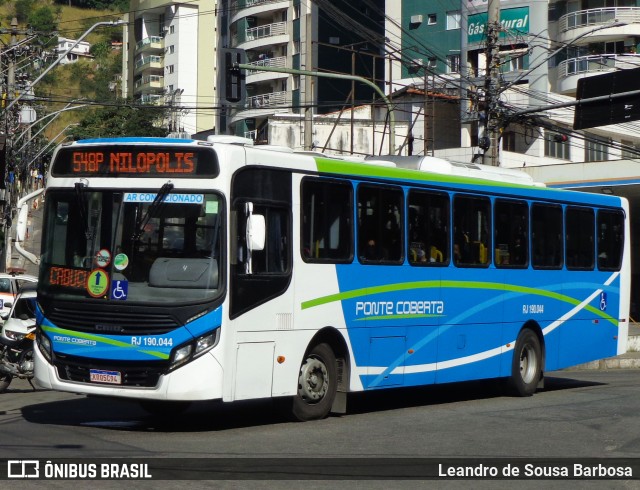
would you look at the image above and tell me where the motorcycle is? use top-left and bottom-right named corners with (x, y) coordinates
top-left (0, 287), bottom-right (37, 392)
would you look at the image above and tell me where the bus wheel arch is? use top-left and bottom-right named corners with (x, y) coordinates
top-left (291, 327), bottom-right (350, 421)
top-left (508, 322), bottom-right (545, 396)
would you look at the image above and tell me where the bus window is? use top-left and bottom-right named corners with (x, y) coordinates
top-left (494, 199), bottom-right (528, 268)
top-left (301, 178), bottom-right (353, 262)
top-left (407, 190), bottom-right (449, 265)
top-left (357, 185), bottom-right (403, 264)
top-left (453, 195), bottom-right (490, 267)
top-left (566, 207), bottom-right (595, 270)
top-left (532, 204), bottom-right (563, 269)
top-left (597, 210), bottom-right (624, 271)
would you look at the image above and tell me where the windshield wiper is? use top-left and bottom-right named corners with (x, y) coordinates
top-left (133, 181), bottom-right (174, 240)
top-left (74, 181), bottom-right (93, 239)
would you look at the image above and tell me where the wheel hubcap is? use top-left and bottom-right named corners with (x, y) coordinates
top-left (298, 357), bottom-right (329, 403)
top-left (520, 344), bottom-right (537, 384)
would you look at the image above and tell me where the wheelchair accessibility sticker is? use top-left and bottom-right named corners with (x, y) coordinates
top-left (600, 292), bottom-right (607, 311)
top-left (111, 280), bottom-right (128, 301)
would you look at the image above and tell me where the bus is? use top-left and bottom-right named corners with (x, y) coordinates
top-left (25, 136), bottom-right (630, 421)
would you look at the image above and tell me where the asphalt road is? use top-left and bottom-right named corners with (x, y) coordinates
top-left (1, 370), bottom-right (640, 489)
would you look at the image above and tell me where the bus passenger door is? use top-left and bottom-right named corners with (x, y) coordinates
top-left (228, 168), bottom-right (293, 401)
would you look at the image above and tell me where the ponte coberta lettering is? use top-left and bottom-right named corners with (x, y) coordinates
top-left (355, 300), bottom-right (444, 317)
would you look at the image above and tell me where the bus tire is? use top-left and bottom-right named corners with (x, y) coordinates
top-left (509, 329), bottom-right (542, 397)
top-left (292, 343), bottom-right (337, 421)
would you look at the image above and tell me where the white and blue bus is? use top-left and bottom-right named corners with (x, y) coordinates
top-left (28, 136), bottom-right (630, 420)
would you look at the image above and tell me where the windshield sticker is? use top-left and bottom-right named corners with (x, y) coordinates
top-left (111, 280), bottom-right (128, 301)
top-left (113, 253), bottom-right (129, 271)
top-left (94, 249), bottom-right (111, 268)
top-left (86, 269), bottom-right (110, 298)
top-left (206, 200), bottom-right (218, 214)
top-left (123, 192), bottom-right (204, 204)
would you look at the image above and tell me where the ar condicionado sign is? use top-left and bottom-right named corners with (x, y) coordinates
top-left (52, 145), bottom-right (219, 178)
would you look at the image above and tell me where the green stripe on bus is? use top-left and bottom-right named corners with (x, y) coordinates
top-left (314, 157), bottom-right (545, 191)
top-left (41, 325), bottom-right (170, 360)
top-left (300, 280), bottom-right (617, 325)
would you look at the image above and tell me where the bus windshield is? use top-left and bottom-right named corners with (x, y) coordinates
top-left (40, 188), bottom-right (223, 304)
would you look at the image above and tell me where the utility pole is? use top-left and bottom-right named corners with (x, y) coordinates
top-left (484, 0), bottom-right (501, 166)
top-left (303, 13), bottom-right (314, 151)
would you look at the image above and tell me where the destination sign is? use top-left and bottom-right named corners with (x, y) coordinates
top-left (52, 145), bottom-right (219, 177)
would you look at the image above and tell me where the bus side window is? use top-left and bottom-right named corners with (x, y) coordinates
top-left (407, 190), bottom-right (449, 266)
top-left (357, 185), bottom-right (403, 264)
top-left (301, 178), bottom-right (353, 262)
top-left (453, 194), bottom-right (490, 267)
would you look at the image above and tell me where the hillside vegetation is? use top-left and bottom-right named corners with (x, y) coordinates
top-left (1, 1), bottom-right (125, 139)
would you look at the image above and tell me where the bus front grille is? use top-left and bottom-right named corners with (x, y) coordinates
top-left (53, 355), bottom-right (166, 387)
top-left (46, 306), bottom-right (179, 335)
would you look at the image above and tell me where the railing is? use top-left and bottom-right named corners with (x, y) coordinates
top-left (135, 36), bottom-right (164, 51)
top-left (246, 21), bottom-right (287, 42)
top-left (139, 94), bottom-right (163, 104)
top-left (246, 56), bottom-right (287, 74)
top-left (557, 53), bottom-right (640, 78)
top-left (559, 7), bottom-right (640, 32)
top-left (134, 75), bottom-right (164, 89)
top-left (135, 55), bottom-right (163, 70)
top-left (246, 90), bottom-right (287, 109)
top-left (230, 0), bottom-right (285, 10)
top-left (245, 130), bottom-right (257, 140)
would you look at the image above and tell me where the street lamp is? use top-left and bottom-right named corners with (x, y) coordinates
top-left (3, 20), bottom-right (126, 114)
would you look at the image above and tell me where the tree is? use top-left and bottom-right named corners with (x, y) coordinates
top-left (67, 102), bottom-right (169, 139)
top-left (28, 6), bottom-right (58, 48)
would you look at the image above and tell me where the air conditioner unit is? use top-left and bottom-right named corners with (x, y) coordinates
top-left (410, 15), bottom-right (423, 24)
top-left (163, 26), bottom-right (170, 32)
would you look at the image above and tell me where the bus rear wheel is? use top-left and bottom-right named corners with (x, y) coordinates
top-left (292, 343), bottom-right (337, 421)
top-left (509, 329), bottom-right (542, 396)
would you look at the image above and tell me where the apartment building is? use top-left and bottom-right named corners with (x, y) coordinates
top-left (122, 0), bottom-right (217, 136)
top-left (394, 0), bottom-right (640, 168)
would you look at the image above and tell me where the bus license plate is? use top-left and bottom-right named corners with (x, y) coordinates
top-left (89, 369), bottom-right (122, 385)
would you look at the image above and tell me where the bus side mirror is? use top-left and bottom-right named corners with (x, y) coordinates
top-left (16, 203), bottom-right (29, 242)
top-left (246, 214), bottom-right (265, 253)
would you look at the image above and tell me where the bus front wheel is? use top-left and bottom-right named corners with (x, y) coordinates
top-left (509, 329), bottom-right (542, 396)
top-left (292, 343), bottom-right (337, 421)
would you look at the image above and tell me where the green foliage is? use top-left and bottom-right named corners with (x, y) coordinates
top-left (89, 39), bottom-right (110, 60)
top-left (68, 102), bottom-right (169, 139)
top-left (14, 0), bottom-right (36, 23)
top-left (53, 1), bottom-right (129, 12)
top-left (28, 5), bottom-right (58, 47)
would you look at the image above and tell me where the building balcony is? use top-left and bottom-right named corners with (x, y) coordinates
top-left (135, 36), bottom-right (164, 55)
top-left (138, 94), bottom-right (164, 105)
top-left (556, 53), bottom-right (640, 95)
top-left (557, 8), bottom-right (640, 44)
top-left (229, 0), bottom-right (289, 25)
top-left (134, 55), bottom-right (163, 75)
top-left (231, 90), bottom-right (290, 124)
top-left (134, 75), bottom-right (164, 93)
top-left (246, 56), bottom-right (288, 84)
top-left (232, 21), bottom-right (288, 50)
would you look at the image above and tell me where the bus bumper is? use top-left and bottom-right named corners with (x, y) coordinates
top-left (33, 344), bottom-right (225, 401)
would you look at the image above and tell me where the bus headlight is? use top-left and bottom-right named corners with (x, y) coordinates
top-left (171, 344), bottom-right (192, 369)
top-left (37, 330), bottom-right (52, 362)
top-left (169, 330), bottom-right (218, 370)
